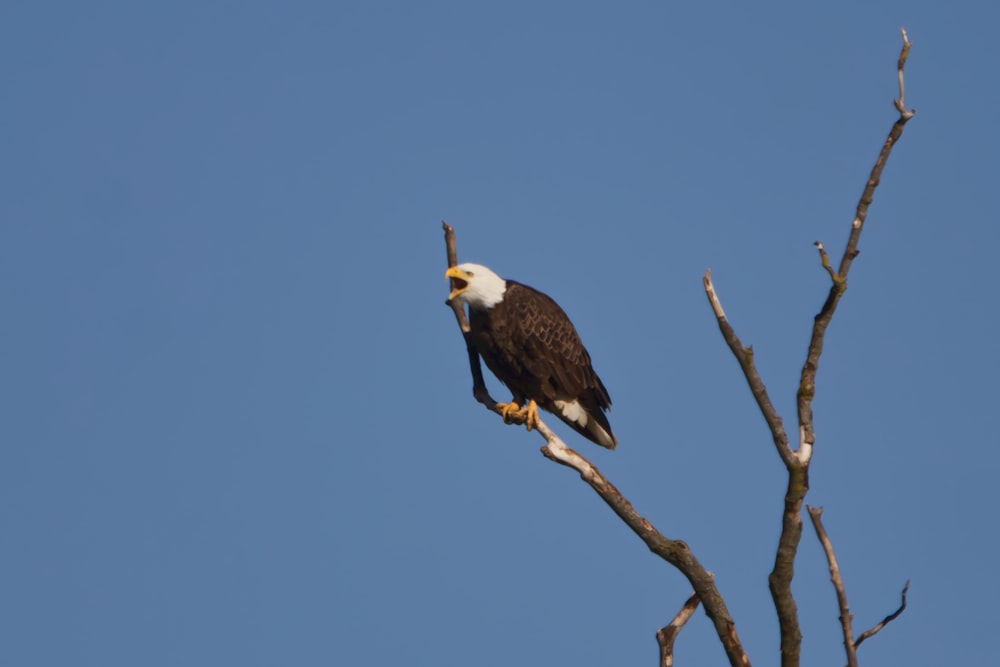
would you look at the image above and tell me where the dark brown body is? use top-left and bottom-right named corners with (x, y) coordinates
top-left (468, 280), bottom-right (616, 448)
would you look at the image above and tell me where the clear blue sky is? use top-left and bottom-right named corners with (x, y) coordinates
top-left (3, 2), bottom-right (996, 665)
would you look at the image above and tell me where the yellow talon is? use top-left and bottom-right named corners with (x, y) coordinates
top-left (521, 400), bottom-right (539, 432)
top-left (496, 401), bottom-right (521, 424)
top-left (495, 400), bottom-right (539, 431)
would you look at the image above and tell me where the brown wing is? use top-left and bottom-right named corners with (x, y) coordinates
top-left (503, 281), bottom-right (611, 409)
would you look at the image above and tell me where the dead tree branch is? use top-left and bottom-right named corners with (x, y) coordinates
top-left (444, 225), bottom-right (750, 667)
top-left (704, 30), bottom-right (915, 667)
top-left (702, 271), bottom-right (794, 466)
top-left (807, 508), bottom-right (909, 665)
top-left (807, 506), bottom-right (858, 667)
top-left (800, 27), bottom-right (915, 459)
top-left (657, 593), bottom-right (701, 667)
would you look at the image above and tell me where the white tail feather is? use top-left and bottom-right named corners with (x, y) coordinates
top-left (554, 399), bottom-right (616, 449)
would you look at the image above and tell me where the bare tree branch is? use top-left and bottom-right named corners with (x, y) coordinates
top-left (806, 506), bottom-right (858, 667)
top-left (537, 420), bottom-right (750, 667)
top-left (702, 271), bottom-right (794, 467)
top-left (893, 28), bottom-right (915, 119)
top-left (808, 507), bottom-right (910, 664)
top-left (657, 593), bottom-right (701, 667)
top-left (799, 27), bottom-right (916, 458)
top-left (854, 580), bottom-right (910, 650)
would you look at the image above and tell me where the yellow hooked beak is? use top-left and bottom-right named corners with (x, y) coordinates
top-left (445, 266), bottom-right (472, 301)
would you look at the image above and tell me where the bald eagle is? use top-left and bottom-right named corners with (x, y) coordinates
top-left (445, 263), bottom-right (617, 449)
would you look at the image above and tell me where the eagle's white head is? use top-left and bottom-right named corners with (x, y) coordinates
top-left (445, 262), bottom-right (506, 309)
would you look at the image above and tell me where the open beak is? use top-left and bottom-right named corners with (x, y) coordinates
top-left (445, 266), bottom-right (470, 301)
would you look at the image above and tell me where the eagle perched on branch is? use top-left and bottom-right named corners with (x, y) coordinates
top-left (445, 263), bottom-right (617, 449)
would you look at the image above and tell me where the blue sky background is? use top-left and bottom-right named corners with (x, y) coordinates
top-left (3, 2), bottom-right (997, 665)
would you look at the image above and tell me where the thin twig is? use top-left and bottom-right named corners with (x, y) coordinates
top-left (657, 593), bottom-right (702, 667)
top-left (807, 506), bottom-right (858, 667)
top-left (854, 580), bottom-right (910, 649)
top-left (814, 242), bottom-right (839, 283)
top-left (894, 28), bottom-right (915, 119)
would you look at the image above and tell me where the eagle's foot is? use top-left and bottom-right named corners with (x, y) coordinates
top-left (520, 400), bottom-right (539, 432)
top-left (496, 400), bottom-right (539, 432)
top-left (496, 401), bottom-right (522, 424)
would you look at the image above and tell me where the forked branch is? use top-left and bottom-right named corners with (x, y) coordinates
top-left (807, 506), bottom-right (858, 667)
top-left (657, 593), bottom-right (702, 667)
top-left (704, 30), bottom-right (916, 667)
top-left (808, 507), bottom-right (911, 666)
